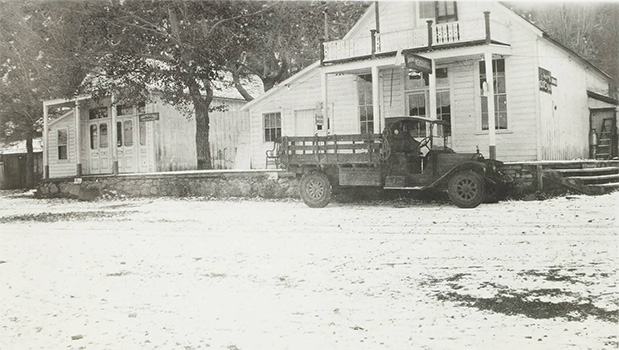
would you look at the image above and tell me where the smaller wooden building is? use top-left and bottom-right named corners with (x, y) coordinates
top-left (42, 89), bottom-right (255, 179)
top-left (0, 138), bottom-right (43, 189)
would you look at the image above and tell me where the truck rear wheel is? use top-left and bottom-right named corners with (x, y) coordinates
top-left (448, 171), bottom-right (485, 208)
top-left (300, 172), bottom-right (332, 208)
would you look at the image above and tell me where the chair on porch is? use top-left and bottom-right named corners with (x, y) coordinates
top-left (265, 138), bottom-right (281, 169)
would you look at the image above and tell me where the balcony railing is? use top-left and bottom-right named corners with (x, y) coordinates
top-left (321, 12), bottom-right (510, 64)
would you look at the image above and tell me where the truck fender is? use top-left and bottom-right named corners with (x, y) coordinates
top-left (429, 161), bottom-right (487, 189)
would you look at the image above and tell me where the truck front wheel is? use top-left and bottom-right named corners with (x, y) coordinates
top-left (300, 172), bottom-right (332, 208)
top-left (448, 171), bottom-right (485, 208)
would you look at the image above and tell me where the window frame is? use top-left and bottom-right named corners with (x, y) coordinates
top-left (57, 128), bottom-right (68, 161)
top-left (88, 107), bottom-right (108, 120)
top-left (418, 1), bottom-right (458, 24)
top-left (357, 74), bottom-right (374, 134)
top-left (479, 59), bottom-right (508, 131)
top-left (263, 112), bottom-right (282, 142)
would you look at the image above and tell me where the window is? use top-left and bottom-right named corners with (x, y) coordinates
top-left (90, 125), bottom-right (98, 149)
top-left (139, 121), bottom-right (147, 146)
top-left (99, 123), bottom-right (109, 148)
top-left (436, 90), bottom-right (451, 136)
top-left (419, 2), bottom-right (435, 20)
top-left (263, 112), bottom-right (281, 142)
top-left (419, 2), bottom-right (458, 23)
top-left (123, 120), bottom-right (133, 146)
top-left (89, 107), bottom-right (107, 120)
top-left (116, 104), bottom-right (134, 116)
top-left (436, 1), bottom-right (458, 23)
top-left (57, 129), bottom-right (68, 160)
top-left (407, 92), bottom-right (428, 137)
top-left (358, 74), bottom-right (373, 134)
top-left (405, 67), bottom-right (451, 137)
top-left (480, 59), bottom-right (508, 130)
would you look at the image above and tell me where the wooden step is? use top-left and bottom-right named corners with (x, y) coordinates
top-left (567, 173), bottom-right (619, 182)
top-left (550, 167), bottom-right (619, 174)
top-left (589, 182), bottom-right (619, 189)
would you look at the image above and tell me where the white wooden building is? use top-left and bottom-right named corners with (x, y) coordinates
top-left (242, 1), bottom-right (617, 168)
top-left (42, 91), bottom-right (253, 179)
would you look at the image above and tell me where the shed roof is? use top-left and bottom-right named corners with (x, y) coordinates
top-left (0, 138), bottom-right (43, 155)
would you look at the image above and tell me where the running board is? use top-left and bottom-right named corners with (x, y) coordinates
top-left (383, 186), bottom-right (426, 190)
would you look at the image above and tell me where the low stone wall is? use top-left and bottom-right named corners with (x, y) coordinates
top-left (36, 160), bottom-right (619, 201)
top-left (37, 170), bottom-right (300, 201)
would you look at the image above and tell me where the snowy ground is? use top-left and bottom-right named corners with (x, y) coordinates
top-left (0, 191), bottom-right (617, 350)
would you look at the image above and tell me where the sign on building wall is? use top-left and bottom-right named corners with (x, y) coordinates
top-left (539, 67), bottom-right (555, 94)
top-left (405, 54), bottom-right (432, 74)
top-left (139, 112), bottom-right (160, 122)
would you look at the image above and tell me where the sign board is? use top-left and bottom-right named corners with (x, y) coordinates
top-left (539, 67), bottom-right (553, 94)
top-left (139, 112), bottom-right (160, 122)
top-left (315, 102), bottom-right (324, 126)
top-left (405, 54), bottom-right (432, 74)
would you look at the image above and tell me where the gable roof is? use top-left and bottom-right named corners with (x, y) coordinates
top-left (240, 61), bottom-right (321, 111)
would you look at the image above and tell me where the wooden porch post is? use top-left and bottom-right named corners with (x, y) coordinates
top-left (371, 65), bottom-right (381, 134)
top-left (428, 59), bottom-right (438, 138)
top-left (43, 102), bottom-right (49, 179)
top-left (321, 71), bottom-right (329, 133)
top-left (111, 95), bottom-right (119, 174)
top-left (74, 101), bottom-right (82, 176)
top-left (484, 51), bottom-right (497, 159)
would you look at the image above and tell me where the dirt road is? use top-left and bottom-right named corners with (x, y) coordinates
top-left (0, 191), bottom-right (617, 350)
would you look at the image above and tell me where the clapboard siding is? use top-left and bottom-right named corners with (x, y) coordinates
top-left (537, 39), bottom-right (596, 160)
top-left (249, 69), bottom-right (358, 168)
top-left (209, 99), bottom-right (249, 169)
top-left (48, 112), bottom-right (77, 178)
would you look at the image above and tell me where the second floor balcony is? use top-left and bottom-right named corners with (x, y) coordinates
top-left (321, 13), bottom-right (510, 64)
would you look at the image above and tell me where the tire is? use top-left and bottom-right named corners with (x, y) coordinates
top-left (448, 171), bottom-right (485, 208)
top-left (299, 172), bottom-right (332, 208)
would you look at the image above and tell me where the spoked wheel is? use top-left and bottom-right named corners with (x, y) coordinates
top-left (447, 171), bottom-right (485, 208)
top-left (299, 172), bottom-right (332, 208)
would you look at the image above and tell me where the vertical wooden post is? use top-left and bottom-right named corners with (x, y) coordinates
top-left (321, 71), bottom-right (329, 133)
top-left (484, 51), bottom-right (497, 159)
top-left (111, 95), bottom-right (119, 174)
top-left (428, 59), bottom-right (438, 138)
top-left (370, 29), bottom-right (377, 58)
top-left (371, 65), bottom-right (380, 134)
top-left (484, 11), bottom-right (491, 45)
top-left (374, 1), bottom-right (380, 33)
top-left (74, 101), bottom-right (82, 176)
top-left (320, 39), bottom-right (325, 65)
top-left (43, 102), bottom-right (49, 179)
top-left (426, 20), bottom-right (433, 48)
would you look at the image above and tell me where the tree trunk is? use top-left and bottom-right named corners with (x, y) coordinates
top-left (25, 136), bottom-right (34, 188)
top-left (194, 101), bottom-right (211, 170)
top-left (191, 82), bottom-right (213, 170)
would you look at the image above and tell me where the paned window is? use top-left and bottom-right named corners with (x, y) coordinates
top-left (139, 121), bottom-right (147, 146)
top-left (480, 59), bottom-right (508, 130)
top-left (99, 123), bottom-right (109, 148)
top-left (419, 2), bottom-right (458, 23)
top-left (123, 120), bottom-right (133, 146)
top-left (90, 125), bottom-right (98, 150)
top-left (436, 1), bottom-right (458, 23)
top-left (263, 112), bottom-right (281, 142)
top-left (89, 107), bottom-right (107, 120)
top-left (358, 74), bottom-right (373, 134)
top-left (57, 129), bottom-right (68, 160)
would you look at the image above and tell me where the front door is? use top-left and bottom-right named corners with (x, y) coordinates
top-left (88, 120), bottom-right (111, 174)
top-left (116, 116), bottom-right (137, 173)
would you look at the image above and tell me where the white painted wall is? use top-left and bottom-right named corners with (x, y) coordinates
top-left (48, 112), bottom-right (77, 178)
